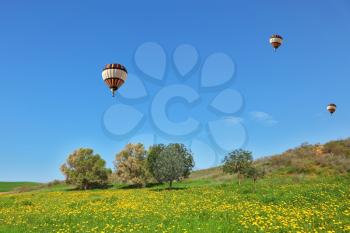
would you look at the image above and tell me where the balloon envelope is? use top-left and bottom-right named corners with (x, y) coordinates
top-left (269, 34), bottom-right (283, 50)
top-left (327, 103), bottom-right (336, 114)
top-left (102, 64), bottom-right (128, 97)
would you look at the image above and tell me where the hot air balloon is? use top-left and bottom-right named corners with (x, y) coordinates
top-left (269, 34), bottom-right (283, 51)
top-left (327, 103), bottom-right (337, 115)
top-left (102, 63), bottom-right (128, 97)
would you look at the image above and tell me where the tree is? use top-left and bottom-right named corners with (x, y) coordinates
top-left (222, 149), bottom-right (253, 185)
top-left (114, 143), bottom-right (149, 187)
top-left (61, 148), bottom-right (111, 190)
top-left (146, 144), bottom-right (166, 182)
top-left (171, 143), bottom-right (195, 178)
top-left (151, 143), bottom-right (194, 188)
top-left (243, 166), bottom-right (265, 192)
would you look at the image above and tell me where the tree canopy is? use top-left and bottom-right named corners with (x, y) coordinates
top-left (151, 143), bottom-right (194, 188)
top-left (223, 149), bottom-right (253, 185)
top-left (61, 148), bottom-right (111, 190)
top-left (114, 143), bottom-right (150, 187)
top-left (146, 144), bottom-right (166, 181)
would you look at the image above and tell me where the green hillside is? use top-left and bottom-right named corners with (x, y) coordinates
top-left (190, 138), bottom-right (350, 180)
top-left (0, 139), bottom-right (349, 232)
top-left (0, 182), bottom-right (41, 192)
top-left (0, 174), bottom-right (349, 232)
top-left (2, 139), bottom-right (350, 194)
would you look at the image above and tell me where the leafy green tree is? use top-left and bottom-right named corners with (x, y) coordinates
top-left (171, 143), bottom-right (195, 178)
top-left (222, 149), bottom-right (253, 185)
top-left (146, 144), bottom-right (166, 182)
top-left (61, 148), bottom-right (111, 190)
top-left (152, 143), bottom-right (194, 188)
top-left (114, 143), bottom-right (150, 187)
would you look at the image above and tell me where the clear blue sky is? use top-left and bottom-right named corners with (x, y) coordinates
top-left (1, 0), bottom-right (350, 182)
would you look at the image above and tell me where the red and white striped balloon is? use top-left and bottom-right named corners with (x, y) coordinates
top-left (327, 103), bottom-right (337, 115)
top-left (269, 34), bottom-right (283, 51)
top-left (102, 64), bottom-right (128, 97)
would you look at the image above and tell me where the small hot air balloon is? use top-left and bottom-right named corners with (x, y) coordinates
top-left (269, 34), bottom-right (283, 51)
top-left (102, 63), bottom-right (128, 97)
top-left (327, 103), bottom-right (337, 115)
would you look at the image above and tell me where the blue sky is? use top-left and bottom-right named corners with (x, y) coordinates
top-left (1, 0), bottom-right (350, 182)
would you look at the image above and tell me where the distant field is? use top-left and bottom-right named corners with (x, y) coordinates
top-left (0, 182), bottom-right (41, 192)
top-left (0, 176), bottom-right (349, 232)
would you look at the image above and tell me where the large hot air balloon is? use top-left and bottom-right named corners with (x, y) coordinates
top-left (102, 64), bottom-right (128, 97)
top-left (269, 34), bottom-right (283, 51)
top-left (327, 103), bottom-right (337, 115)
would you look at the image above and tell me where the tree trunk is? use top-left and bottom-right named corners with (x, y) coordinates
top-left (169, 180), bottom-right (173, 189)
top-left (238, 173), bottom-right (241, 186)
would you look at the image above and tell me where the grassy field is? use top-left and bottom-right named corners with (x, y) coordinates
top-left (0, 182), bottom-right (41, 193)
top-left (0, 176), bottom-right (349, 233)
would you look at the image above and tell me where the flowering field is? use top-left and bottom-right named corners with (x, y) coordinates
top-left (0, 177), bottom-right (349, 233)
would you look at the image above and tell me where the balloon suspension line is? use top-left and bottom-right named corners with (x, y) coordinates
top-left (112, 90), bottom-right (118, 103)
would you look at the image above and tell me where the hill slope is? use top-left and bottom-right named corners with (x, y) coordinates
top-left (0, 139), bottom-right (350, 232)
top-left (2, 139), bottom-right (349, 192)
top-left (0, 182), bottom-right (41, 192)
top-left (1, 172), bottom-right (349, 232)
top-left (190, 138), bottom-right (350, 180)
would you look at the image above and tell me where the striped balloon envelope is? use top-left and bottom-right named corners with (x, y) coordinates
top-left (102, 64), bottom-right (128, 97)
top-left (269, 34), bottom-right (283, 51)
top-left (327, 103), bottom-right (337, 115)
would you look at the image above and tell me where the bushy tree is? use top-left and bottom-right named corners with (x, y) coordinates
top-left (222, 149), bottom-right (253, 185)
top-left (114, 143), bottom-right (149, 187)
top-left (146, 144), bottom-right (166, 181)
top-left (61, 148), bottom-right (111, 190)
top-left (171, 143), bottom-right (195, 178)
top-left (151, 143), bottom-right (194, 188)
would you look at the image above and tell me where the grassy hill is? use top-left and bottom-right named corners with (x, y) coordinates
top-left (0, 175), bottom-right (349, 232)
top-left (0, 182), bottom-right (41, 193)
top-left (0, 139), bottom-right (349, 232)
top-left (256, 138), bottom-right (350, 176)
top-left (190, 138), bottom-right (350, 181)
top-left (2, 138), bottom-right (349, 193)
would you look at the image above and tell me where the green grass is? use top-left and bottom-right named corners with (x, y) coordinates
top-left (0, 175), bottom-right (349, 232)
top-left (0, 182), bottom-right (41, 192)
top-left (3, 139), bottom-right (350, 232)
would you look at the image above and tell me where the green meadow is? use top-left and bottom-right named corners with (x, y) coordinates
top-left (0, 182), bottom-right (40, 193)
top-left (0, 174), bottom-right (350, 233)
top-left (1, 140), bottom-right (350, 232)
